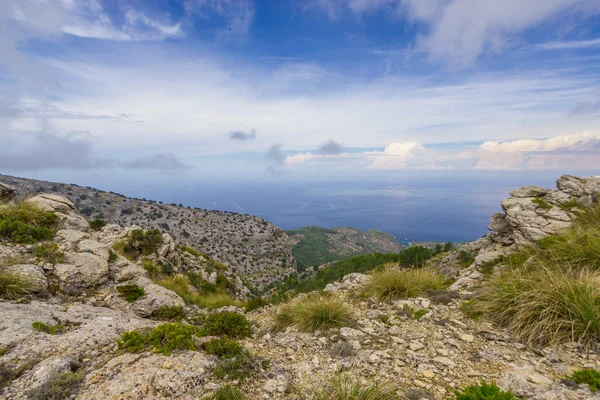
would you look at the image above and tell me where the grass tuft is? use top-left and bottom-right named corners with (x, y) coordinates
top-left (204, 384), bottom-right (245, 400)
top-left (33, 242), bottom-right (65, 264)
top-left (0, 270), bottom-right (36, 299)
top-left (569, 368), bottom-right (600, 392)
top-left (0, 202), bottom-right (59, 244)
top-left (312, 374), bottom-right (400, 400)
top-left (274, 292), bottom-right (354, 332)
top-left (363, 268), bottom-right (447, 301)
top-left (28, 371), bottom-right (84, 400)
top-left (32, 321), bottom-right (64, 334)
top-left (451, 381), bottom-right (517, 400)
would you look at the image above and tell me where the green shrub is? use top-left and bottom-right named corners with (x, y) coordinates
top-left (117, 323), bottom-right (199, 355)
top-left (202, 337), bottom-right (244, 358)
top-left (151, 306), bottom-right (186, 321)
top-left (155, 273), bottom-right (243, 310)
top-left (569, 368), bottom-right (600, 392)
top-left (0, 202), bottom-right (59, 244)
top-left (479, 265), bottom-right (600, 349)
top-left (216, 274), bottom-right (234, 291)
top-left (116, 284), bottom-right (145, 302)
top-left (245, 297), bottom-right (268, 312)
top-left (363, 269), bottom-right (447, 301)
top-left (180, 245), bottom-right (201, 257)
top-left (89, 219), bottom-right (107, 231)
top-left (108, 249), bottom-right (118, 263)
top-left (213, 351), bottom-right (264, 381)
top-left (313, 374), bottom-right (400, 400)
top-left (142, 259), bottom-right (161, 280)
top-left (118, 229), bottom-right (163, 259)
top-left (460, 300), bottom-right (483, 320)
top-left (205, 312), bottom-right (252, 338)
top-left (0, 270), bottom-right (36, 299)
top-left (452, 381), bottom-right (517, 400)
top-left (28, 371), bottom-right (84, 400)
top-left (205, 384), bottom-right (244, 400)
top-left (532, 198), bottom-right (552, 210)
top-left (274, 292), bottom-right (354, 332)
top-left (32, 321), bottom-right (64, 334)
top-left (188, 272), bottom-right (217, 293)
top-left (458, 250), bottom-right (475, 266)
top-left (33, 242), bottom-right (65, 264)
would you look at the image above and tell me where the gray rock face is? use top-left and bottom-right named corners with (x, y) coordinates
top-left (54, 252), bottom-right (109, 295)
top-left (130, 278), bottom-right (186, 317)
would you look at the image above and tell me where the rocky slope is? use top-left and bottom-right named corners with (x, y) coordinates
top-left (0, 174), bottom-right (296, 289)
top-left (1, 174), bottom-right (600, 399)
top-left (286, 226), bottom-right (404, 270)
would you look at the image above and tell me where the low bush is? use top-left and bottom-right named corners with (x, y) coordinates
top-left (89, 219), bottom-right (107, 231)
top-left (458, 250), bottom-right (475, 266)
top-left (180, 245), bottom-right (201, 257)
top-left (313, 374), bottom-right (400, 400)
top-left (117, 323), bottom-right (199, 355)
top-left (0, 202), bottom-right (59, 244)
top-left (32, 321), bottom-right (64, 334)
top-left (532, 198), bottom-right (552, 210)
top-left (363, 269), bottom-right (447, 301)
top-left (451, 381), bottom-right (517, 400)
top-left (195, 292), bottom-right (243, 309)
top-left (0, 270), bottom-right (36, 300)
top-left (205, 384), bottom-right (244, 400)
top-left (116, 284), bottom-right (145, 302)
top-left (117, 229), bottom-right (163, 260)
top-left (151, 306), bottom-right (186, 321)
top-left (33, 242), bottom-right (65, 264)
top-left (188, 272), bottom-right (217, 293)
top-left (478, 264), bottom-right (600, 348)
top-left (204, 312), bottom-right (252, 338)
top-left (28, 371), bottom-right (84, 400)
top-left (213, 351), bottom-right (265, 381)
top-left (245, 297), bottom-right (268, 312)
top-left (569, 368), bottom-right (600, 392)
top-left (108, 249), bottom-right (118, 263)
top-left (274, 292), bottom-right (354, 332)
top-left (202, 337), bottom-right (244, 358)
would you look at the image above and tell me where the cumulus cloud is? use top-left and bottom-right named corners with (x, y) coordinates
top-left (317, 140), bottom-right (345, 155)
top-left (365, 142), bottom-right (425, 169)
top-left (229, 129), bottom-right (257, 141)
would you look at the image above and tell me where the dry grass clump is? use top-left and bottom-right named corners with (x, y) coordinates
top-left (313, 375), bottom-right (400, 400)
top-left (363, 268), bottom-right (447, 300)
top-left (274, 292), bottom-right (354, 332)
top-left (478, 264), bottom-right (600, 349)
top-left (0, 270), bottom-right (36, 300)
top-left (155, 274), bottom-right (243, 309)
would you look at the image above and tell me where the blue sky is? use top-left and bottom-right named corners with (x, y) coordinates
top-left (1, 0), bottom-right (600, 184)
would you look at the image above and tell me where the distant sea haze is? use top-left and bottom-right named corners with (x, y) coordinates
top-left (132, 172), bottom-right (573, 244)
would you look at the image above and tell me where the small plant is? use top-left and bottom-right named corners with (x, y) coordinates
top-left (379, 315), bottom-right (390, 324)
top-left (33, 242), bottom-right (65, 264)
top-left (558, 198), bottom-right (580, 212)
top-left (0, 202), bottom-right (59, 244)
top-left (142, 259), bottom-right (161, 280)
top-left (151, 306), bottom-right (186, 321)
top-left (205, 384), bottom-right (244, 400)
top-left (204, 312), bottom-right (252, 338)
top-left (108, 249), bottom-right (118, 263)
top-left (180, 245), bottom-right (201, 257)
top-left (117, 323), bottom-right (199, 355)
top-left (460, 300), bottom-right (483, 320)
top-left (188, 272), bottom-right (218, 293)
top-left (413, 309), bottom-right (428, 320)
top-left (452, 381), bottom-right (517, 400)
top-left (245, 297), bottom-right (268, 312)
top-left (202, 337), bottom-right (244, 358)
top-left (569, 368), bottom-right (600, 392)
top-left (398, 305), bottom-right (428, 320)
top-left (117, 229), bottom-right (163, 260)
top-left (89, 219), bottom-right (107, 231)
top-left (32, 321), bottom-right (64, 334)
top-left (28, 371), bottom-right (84, 400)
top-left (458, 250), bottom-right (475, 266)
top-left (274, 292), bottom-right (354, 332)
top-left (532, 197), bottom-right (552, 211)
top-left (116, 284), bottom-right (145, 302)
top-left (313, 374), bottom-right (400, 400)
top-left (364, 269), bottom-right (447, 301)
top-left (213, 351), bottom-right (265, 381)
top-left (0, 270), bottom-right (36, 299)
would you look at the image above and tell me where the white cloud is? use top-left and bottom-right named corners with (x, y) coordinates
top-left (537, 38), bottom-right (600, 50)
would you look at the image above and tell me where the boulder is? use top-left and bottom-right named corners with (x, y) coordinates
top-left (130, 278), bottom-right (185, 317)
top-left (26, 194), bottom-right (76, 214)
top-left (54, 252), bottom-right (109, 295)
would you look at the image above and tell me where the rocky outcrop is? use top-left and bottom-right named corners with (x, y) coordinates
top-left (451, 175), bottom-right (600, 290)
top-left (0, 182), bottom-right (15, 203)
top-left (1, 174), bottom-right (296, 289)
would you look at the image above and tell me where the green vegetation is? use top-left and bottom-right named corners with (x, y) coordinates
top-left (202, 337), bottom-right (244, 358)
top-left (28, 371), bottom-right (84, 400)
top-left (458, 250), bottom-right (475, 267)
top-left (285, 226), bottom-right (349, 271)
top-left (32, 321), bottom-right (64, 334)
top-left (33, 242), bottom-right (65, 264)
top-left (451, 381), bottom-right (517, 400)
top-left (108, 249), bottom-right (118, 263)
top-left (0, 202), bottom-right (59, 244)
top-left (398, 305), bottom-right (428, 320)
top-left (532, 197), bottom-right (552, 210)
top-left (151, 306), bottom-right (186, 321)
top-left (116, 284), bottom-right (145, 302)
top-left (117, 323), bottom-right (200, 355)
top-left (114, 228), bottom-right (163, 260)
top-left (274, 292), bottom-right (354, 332)
top-left (213, 351), bottom-right (265, 381)
top-left (460, 300), bottom-right (482, 320)
top-left (89, 219), bottom-right (107, 231)
top-left (569, 368), bottom-right (600, 392)
top-left (179, 245), bottom-right (201, 257)
top-left (313, 375), bottom-right (400, 400)
top-left (154, 274), bottom-right (243, 310)
top-left (245, 297), bottom-right (268, 312)
top-left (204, 312), bottom-right (252, 338)
top-left (363, 268), bottom-right (447, 300)
top-left (0, 358), bottom-right (40, 389)
top-left (205, 385), bottom-right (244, 400)
top-left (0, 270), bottom-right (35, 299)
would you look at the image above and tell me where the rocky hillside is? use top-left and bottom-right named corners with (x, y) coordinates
top-left (286, 226), bottom-right (404, 271)
top-left (0, 174), bottom-right (296, 289)
top-left (1, 174), bottom-right (600, 400)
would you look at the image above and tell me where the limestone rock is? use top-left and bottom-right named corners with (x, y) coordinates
top-left (130, 279), bottom-right (185, 317)
top-left (26, 194), bottom-right (76, 214)
top-left (54, 252), bottom-right (109, 295)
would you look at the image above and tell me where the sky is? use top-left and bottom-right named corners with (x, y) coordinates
top-left (1, 0), bottom-right (600, 185)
